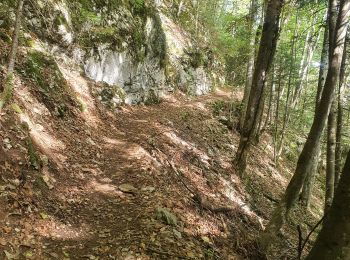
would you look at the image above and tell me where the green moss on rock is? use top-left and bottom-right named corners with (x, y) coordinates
top-left (18, 50), bottom-right (77, 116)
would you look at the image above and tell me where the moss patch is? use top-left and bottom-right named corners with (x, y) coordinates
top-left (26, 137), bottom-right (41, 170)
top-left (18, 50), bottom-right (77, 116)
top-left (97, 83), bottom-right (126, 108)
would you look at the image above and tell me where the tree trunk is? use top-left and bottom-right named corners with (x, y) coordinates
top-left (335, 39), bottom-right (347, 187)
top-left (260, 0), bottom-right (350, 251)
top-left (300, 11), bottom-right (329, 209)
top-left (299, 141), bottom-right (322, 209)
top-left (239, 0), bottom-right (259, 130)
top-left (275, 11), bottom-right (299, 161)
top-left (291, 18), bottom-right (319, 108)
top-left (261, 64), bottom-right (276, 132)
top-left (316, 21), bottom-right (329, 107)
top-left (273, 58), bottom-right (283, 163)
top-left (325, 100), bottom-right (337, 212)
top-left (236, 0), bottom-right (284, 176)
top-left (177, 0), bottom-right (184, 17)
top-left (0, 0), bottom-right (24, 111)
top-left (306, 149), bottom-right (350, 260)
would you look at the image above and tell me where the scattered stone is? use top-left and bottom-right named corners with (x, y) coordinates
top-left (156, 207), bottom-right (177, 226)
top-left (201, 236), bottom-right (211, 244)
top-left (119, 184), bottom-right (137, 194)
top-left (3, 138), bottom-right (12, 150)
top-left (173, 229), bottom-right (182, 239)
top-left (141, 186), bottom-right (155, 193)
top-left (0, 238), bottom-right (6, 246)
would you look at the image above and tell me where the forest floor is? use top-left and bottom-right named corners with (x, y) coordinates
top-left (0, 63), bottom-right (323, 259)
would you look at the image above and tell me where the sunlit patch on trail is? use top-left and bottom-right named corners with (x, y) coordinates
top-left (220, 178), bottom-right (265, 227)
top-left (164, 131), bottom-right (210, 166)
top-left (88, 179), bottom-right (119, 196)
top-left (58, 64), bottom-right (101, 128)
top-left (270, 169), bottom-right (288, 186)
top-left (184, 101), bottom-right (208, 111)
top-left (182, 211), bottom-right (222, 236)
top-left (19, 113), bottom-right (67, 165)
top-left (15, 84), bottom-right (67, 166)
top-left (35, 218), bottom-right (91, 240)
top-left (102, 137), bottom-right (127, 147)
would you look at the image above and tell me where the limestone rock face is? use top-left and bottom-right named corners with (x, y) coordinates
top-left (84, 15), bottom-right (168, 104)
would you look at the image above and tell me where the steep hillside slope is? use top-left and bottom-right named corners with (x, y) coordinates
top-left (0, 1), bottom-right (326, 259)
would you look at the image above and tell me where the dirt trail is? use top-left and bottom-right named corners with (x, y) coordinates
top-left (2, 83), bottom-right (266, 259)
top-left (2, 77), bottom-right (322, 259)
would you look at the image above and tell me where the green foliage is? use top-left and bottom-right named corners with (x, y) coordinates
top-left (152, 14), bottom-right (167, 68)
top-left (0, 30), bottom-right (11, 43)
top-left (156, 207), bottom-right (178, 226)
top-left (22, 51), bottom-right (63, 93)
top-left (131, 0), bottom-right (146, 14)
top-left (11, 103), bottom-right (23, 114)
top-left (204, 247), bottom-right (219, 259)
top-left (211, 100), bottom-right (226, 116)
top-left (98, 83), bottom-right (126, 108)
top-left (26, 137), bottom-right (41, 170)
top-left (18, 51), bottom-right (76, 116)
top-left (131, 29), bottom-right (146, 62)
top-left (76, 97), bottom-right (87, 112)
top-left (144, 89), bottom-right (161, 105)
top-left (180, 111), bottom-right (190, 122)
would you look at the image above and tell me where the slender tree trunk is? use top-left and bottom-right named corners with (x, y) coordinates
top-left (316, 22), bottom-right (329, 106)
top-left (291, 28), bottom-right (311, 107)
top-left (0, 0), bottom-right (24, 111)
top-left (240, 0), bottom-right (259, 130)
top-left (300, 11), bottom-right (329, 208)
top-left (260, 0), bottom-right (350, 251)
top-left (324, 1), bottom-right (344, 208)
top-left (325, 100), bottom-right (337, 212)
top-left (335, 93), bottom-right (343, 186)
top-left (295, 30), bottom-right (321, 107)
top-left (236, 0), bottom-right (284, 176)
top-left (306, 149), bottom-right (350, 260)
top-left (273, 58), bottom-right (283, 163)
top-left (261, 64), bottom-right (276, 132)
top-left (335, 40), bottom-right (347, 187)
top-left (177, 0), bottom-right (184, 17)
top-left (256, 89), bottom-right (267, 139)
top-left (275, 12), bottom-right (298, 161)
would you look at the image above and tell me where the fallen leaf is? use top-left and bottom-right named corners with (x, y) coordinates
top-left (40, 212), bottom-right (49, 219)
top-left (0, 238), bottom-right (6, 246)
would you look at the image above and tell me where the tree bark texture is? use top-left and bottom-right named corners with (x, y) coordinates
top-left (240, 0), bottom-right (259, 130)
top-left (236, 0), bottom-right (284, 175)
top-left (306, 149), bottom-right (350, 260)
top-left (0, 0), bottom-right (24, 111)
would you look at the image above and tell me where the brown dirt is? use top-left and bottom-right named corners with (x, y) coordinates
top-left (1, 82), bottom-right (256, 259)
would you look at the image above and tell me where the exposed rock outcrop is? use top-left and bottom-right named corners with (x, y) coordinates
top-left (1, 0), bottom-right (225, 105)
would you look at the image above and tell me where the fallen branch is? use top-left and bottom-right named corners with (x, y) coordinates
top-left (298, 215), bottom-right (325, 258)
top-left (263, 193), bottom-right (279, 203)
top-left (297, 225), bottom-right (303, 260)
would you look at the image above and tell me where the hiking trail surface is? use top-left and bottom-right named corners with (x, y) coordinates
top-left (0, 81), bottom-right (322, 259)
